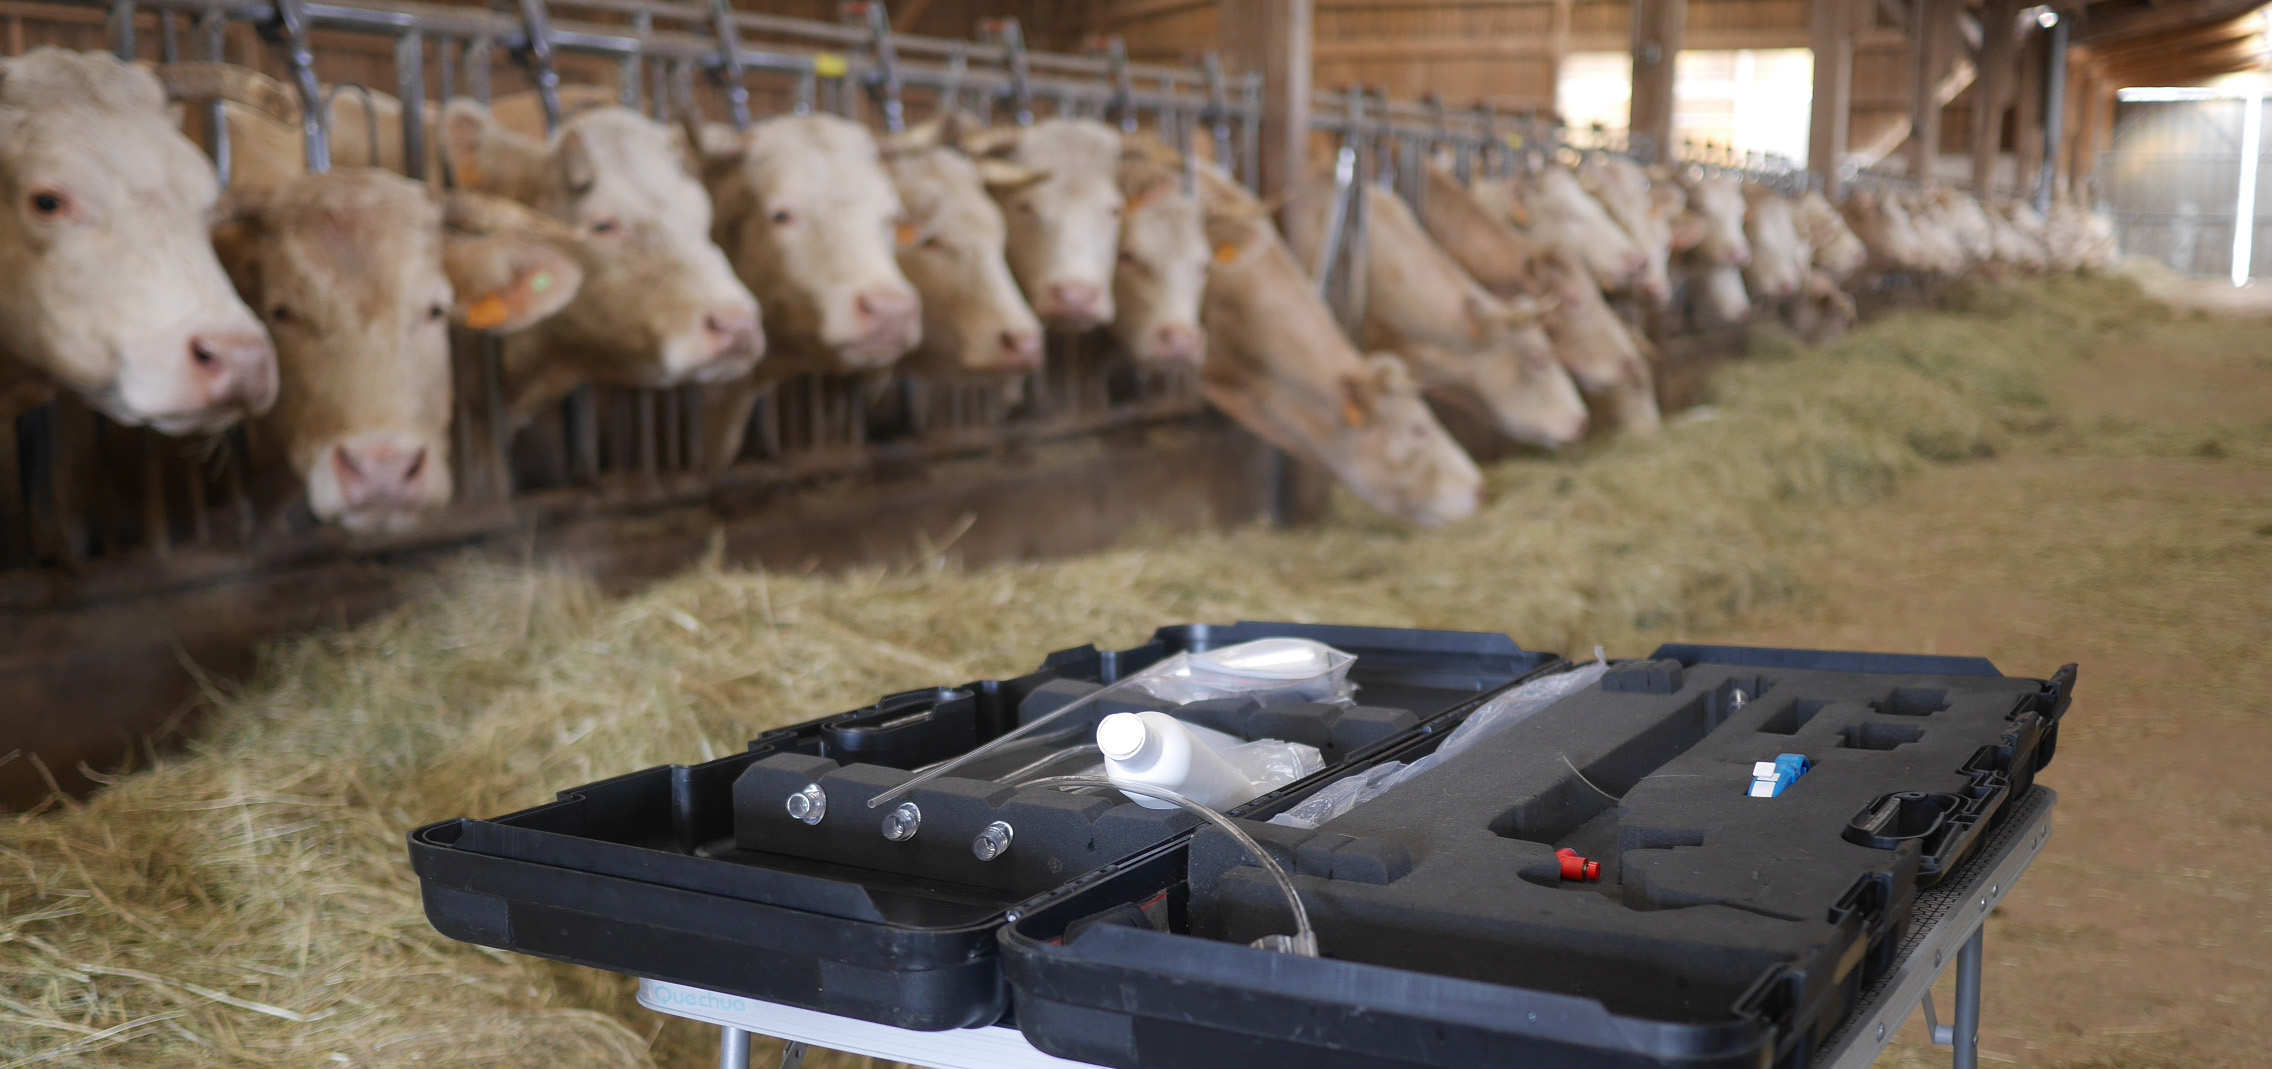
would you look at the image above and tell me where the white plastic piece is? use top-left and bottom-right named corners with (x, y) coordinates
top-left (866, 637), bottom-right (1355, 812)
top-left (1269, 660), bottom-right (1614, 830)
top-left (1133, 637), bottom-right (1358, 706)
top-left (1099, 711), bottom-right (1265, 811)
top-left (1749, 777), bottom-right (1779, 798)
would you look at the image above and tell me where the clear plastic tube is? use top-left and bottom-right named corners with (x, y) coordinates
top-left (1015, 774), bottom-right (1318, 957)
top-left (867, 638), bottom-right (1354, 810)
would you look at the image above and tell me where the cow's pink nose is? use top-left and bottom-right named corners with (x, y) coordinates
top-left (332, 438), bottom-right (430, 513)
top-left (1150, 324), bottom-right (1203, 366)
top-left (703, 304), bottom-right (763, 358)
top-left (855, 286), bottom-right (919, 327)
top-left (998, 328), bottom-right (1043, 371)
top-left (189, 331), bottom-right (278, 415)
top-left (1042, 280), bottom-right (1104, 325)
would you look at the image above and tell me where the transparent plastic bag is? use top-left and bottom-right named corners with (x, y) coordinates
top-left (1269, 660), bottom-right (1612, 830)
top-left (1131, 637), bottom-right (1358, 706)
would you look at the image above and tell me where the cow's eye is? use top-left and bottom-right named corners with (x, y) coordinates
top-left (269, 304), bottom-right (293, 323)
top-left (919, 234), bottom-right (942, 249)
top-left (27, 190), bottom-right (67, 218)
top-left (428, 302), bottom-right (449, 321)
top-left (770, 208), bottom-right (795, 226)
top-left (588, 218), bottom-right (619, 236)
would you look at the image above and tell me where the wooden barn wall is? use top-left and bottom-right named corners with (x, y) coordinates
top-left (1081, 0), bottom-right (1926, 156)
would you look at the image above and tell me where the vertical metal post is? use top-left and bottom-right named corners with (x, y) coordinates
top-left (853, 2), bottom-right (905, 134)
top-left (466, 35), bottom-right (491, 105)
top-left (158, 10), bottom-right (178, 63)
top-left (982, 19), bottom-right (1032, 127)
top-left (717, 1025), bottom-right (750, 1069)
top-left (1952, 926), bottom-right (1984, 1069)
top-left (513, 0), bottom-right (562, 132)
top-left (272, 0), bottom-right (331, 173)
top-left (107, 0), bottom-right (134, 59)
top-left (707, 0), bottom-right (752, 130)
top-left (1099, 34), bottom-right (1135, 134)
top-left (396, 30), bottom-right (426, 182)
top-left (621, 9), bottom-right (650, 111)
top-left (2232, 88), bottom-right (2261, 287)
top-left (1202, 53), bottom-right (1234, 172)
top-left (198, 7), bottom-right (232, 189)
top-left (2036, 14), bottom-right (2066, 213)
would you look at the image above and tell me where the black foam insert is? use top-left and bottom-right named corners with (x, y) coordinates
top-left (1189, 663), bottom-right (2046, 1032)
top-left (734, 694), bottom-right (1421, 896)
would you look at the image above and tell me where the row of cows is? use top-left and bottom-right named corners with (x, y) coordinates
top-left (0, 47), bottom-right (2120, 534)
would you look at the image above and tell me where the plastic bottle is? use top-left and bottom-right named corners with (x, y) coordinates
top-left (1097, 711), bottom-right (1263, 811)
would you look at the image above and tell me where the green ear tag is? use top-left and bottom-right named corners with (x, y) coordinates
top-left (531, 272), bottom-right (554, 294)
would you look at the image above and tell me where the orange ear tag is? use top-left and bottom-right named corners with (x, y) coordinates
top-left (1213, 243), bottom-right (1242, 265)
top-left (1341, 397), bottom-right (1371, 428)
top-left (464, 294), bottom-right (512, 330)
top-left (896, 222), bottom-right (920, 248)
top-left (456, 162), bottom-right (483, 190)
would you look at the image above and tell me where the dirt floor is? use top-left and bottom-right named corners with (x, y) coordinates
top-left (1711, 315), bottom-right (2272, 1067)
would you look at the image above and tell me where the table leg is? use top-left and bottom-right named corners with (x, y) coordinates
top-left (1952, 926), bottom-right (1984, 1069)
top-left (720, 1025), bottom-right (751, 1069)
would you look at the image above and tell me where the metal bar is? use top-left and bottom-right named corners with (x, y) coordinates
top-left (1099, 34), bottom-right (1134, 133)
top-left (107, 0), bottom-right (132, 57)
top-left (395, 28), bottom-right (425, 181)
top-left (512, 0), bottom-right (562, 132)
top-left (271, 0), bottom-right (332, 172)
top-left (718, 1024), bottom-right (750, 1069)
top-left (1952, 925), bottom-right (1983, 1069)
top-left (981, 18), bottom-right (1031, 126)
top-left (706, 0), bottom-right (750, 129)
top-left (158, 8), bottom-right (177, 60)
top-left (198, 6), bottom-right (232, 188)
top-left (2232, 88), bottom-right (2261, 287)
top-left (849, 1), bottom-right (903, 134)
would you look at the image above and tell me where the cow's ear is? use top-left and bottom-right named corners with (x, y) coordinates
top-left (977, 158), bottom-right (1049, 194)
top-left (440, 100), bottom-right (544, 199)
top-left (957, 124), bottom-right (1022, 159)
top-left (442, 233), bottom-right (583, 333)
top-left (207, 190), bottom-right (267, 302)
top-left (555, 126), bottom-right (598, 196)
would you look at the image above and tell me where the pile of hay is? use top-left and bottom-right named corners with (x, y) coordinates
top-left (0, 277), bottom-right (2165, 1068)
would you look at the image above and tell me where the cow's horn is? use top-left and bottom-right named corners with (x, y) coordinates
top-left (438, 190), bottom-right (580, 244)
top-left (155, 62), bottom-right (299, 126)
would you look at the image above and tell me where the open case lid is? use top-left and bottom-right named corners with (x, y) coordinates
top-left (409, 622), bottom-right (1560, 1030)
top-left (998, 645), bottom-right (2075, 1069)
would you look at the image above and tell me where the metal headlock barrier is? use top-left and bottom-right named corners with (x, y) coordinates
top-left (0, 1), bottom-right (1263, 587)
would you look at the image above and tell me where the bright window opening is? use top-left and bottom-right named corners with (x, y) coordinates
top-left (1556, 48), bottom-right (1815, 165)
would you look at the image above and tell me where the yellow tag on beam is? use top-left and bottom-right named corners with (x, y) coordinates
top-left (464, 295), bottom-right (512, 331)
top-left (813, 53), bottom-right (849, 79)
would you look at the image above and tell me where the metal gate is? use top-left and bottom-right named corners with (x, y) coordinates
top-left (2099, 90), bottom-right (2272, 281)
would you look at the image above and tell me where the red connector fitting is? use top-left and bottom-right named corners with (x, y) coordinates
top-left (1556, 848), bottom-right (1602, 882)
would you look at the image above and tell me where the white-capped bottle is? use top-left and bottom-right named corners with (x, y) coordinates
top-left (1097, 711), bottom-right (1261, 811)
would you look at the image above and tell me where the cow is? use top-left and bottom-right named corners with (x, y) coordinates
top-left (0, 49), bottom-right (274, 434)
top-left (1901, 189), bottom-right (1971, 275)
top-left (1794, 190), bottom-right (1869, 281)
top-left (1840, 187), bottom-right (1932, 274)
top-left (1418, 164), bottom-right (1662, 435)
top-left (1575, 154), bottom-right (1678, 304)
top-left (1111, 139), bottom-right (1210, 368)
top-left (1931, 188), bottom-right (1997, 264)
top-left (1194, 165), bottom-right (1480, 526)
top-left (877, 116), bottom-right (1045, 381)
top-left (956, 118), bottom-right (1126, 331)
top-left (211, 172), bottom-right (581, 531)
top-left (1286, 178), bottom-right (1588, 448)
top-left (1474, 164), bottom-right (1648, 294)
top-left (437, 99), bottom-right (762, 425)
top-left (689, 112), bottom-right (922, 465)
top-left (1742, 185), bottom-right (1808, 304)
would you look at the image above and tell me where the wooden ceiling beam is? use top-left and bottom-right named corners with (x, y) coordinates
top-left (2074, 0), bottom-right (2268, 44)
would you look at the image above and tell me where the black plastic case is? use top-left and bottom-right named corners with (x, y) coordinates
top-left (996, 644), bottom-right (2075, 1069)
top-left (409, 622), bottom-right (1555, 1031)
